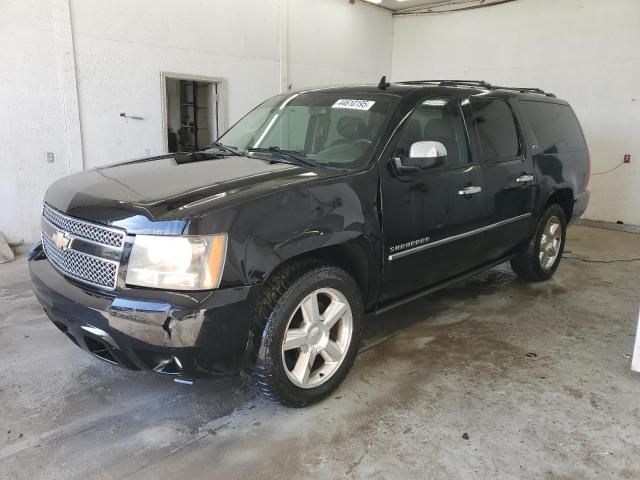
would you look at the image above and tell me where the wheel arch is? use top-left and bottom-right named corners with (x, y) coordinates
top-left (262, 237), bottom-right (379, 312)
top-left (541, 186), bottom-right (574, 222)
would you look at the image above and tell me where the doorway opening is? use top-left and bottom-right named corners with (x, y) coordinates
top-left (163, 75), bottom-right (226, 153)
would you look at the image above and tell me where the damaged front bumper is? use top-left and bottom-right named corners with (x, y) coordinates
top-left (28, 243), bottom-right (257, 377)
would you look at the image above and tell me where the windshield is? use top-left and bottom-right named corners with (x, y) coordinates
top-left (216, 92), bottom-right (400, 169)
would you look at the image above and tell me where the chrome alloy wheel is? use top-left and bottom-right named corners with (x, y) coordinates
top-left (281, 288), bottom-right (353, 389)
top-left (539, 215), bottom-right (562, 270)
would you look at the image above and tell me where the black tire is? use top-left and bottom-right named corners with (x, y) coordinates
top-left (252, 261), bottom-right (363, 407)
top-left (510, 204), bottom-right (567, 282)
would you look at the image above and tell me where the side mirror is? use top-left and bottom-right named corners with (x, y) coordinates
top-left (394, 141), bottom-right (447, 174)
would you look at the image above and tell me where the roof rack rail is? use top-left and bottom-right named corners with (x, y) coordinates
top-left (399, 79), bottom-right (492, 88)
top-left (440, 80), bottom-right (493, 88)
top-left (397, 79), bottom-right (556, 97)
top-left (490, 85), bottom-right (557, 98)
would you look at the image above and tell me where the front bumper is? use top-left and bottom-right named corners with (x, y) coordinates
top-left (28, 243), bottom-right (258, 377)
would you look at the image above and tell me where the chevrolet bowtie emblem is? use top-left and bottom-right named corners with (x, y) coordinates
top-left (51, 230), bottom-right (72, 251)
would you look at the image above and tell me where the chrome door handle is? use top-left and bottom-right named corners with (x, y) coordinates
top-left (458, 185), bottom-right (482, 196)
top-left (516, 174), bottom-right (534, 183)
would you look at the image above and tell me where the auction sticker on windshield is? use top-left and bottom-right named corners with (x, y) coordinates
top-left (332, 99), bottom-right (375, 110)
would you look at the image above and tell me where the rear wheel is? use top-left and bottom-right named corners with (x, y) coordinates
top-left (252, 262), bottom-right (363, 407)
top-left (511, 204), bottom-right (567, 281)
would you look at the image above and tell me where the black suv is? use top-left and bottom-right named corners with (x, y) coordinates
top-left (29, 79), bottom-right (590, 407)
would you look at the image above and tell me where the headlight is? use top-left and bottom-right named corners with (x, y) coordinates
top-left (126, 234), bottom-right (227, 290)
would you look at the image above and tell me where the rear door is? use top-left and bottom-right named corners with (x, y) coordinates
top-left (465, 96), bottom-right (536, 261)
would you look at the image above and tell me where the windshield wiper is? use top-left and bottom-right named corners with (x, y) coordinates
top-left (208, 142), bottom-right (245, 157)
top-left (248, 146), bottom-right (317, 168)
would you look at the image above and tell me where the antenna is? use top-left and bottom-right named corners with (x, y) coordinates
top-left (378, 75), bottom-right (391, 90)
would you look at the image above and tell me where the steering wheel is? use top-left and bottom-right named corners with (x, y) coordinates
top-left (353, 138), bottom-right (372, 146)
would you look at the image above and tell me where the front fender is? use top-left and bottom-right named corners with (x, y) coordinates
top-left (216, 171), bottom-right (381, 292)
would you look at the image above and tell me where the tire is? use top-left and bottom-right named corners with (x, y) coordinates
top-left (510, 204), bottom-right (567, 282)
top-left (252, 261), bottom-right (363, 407)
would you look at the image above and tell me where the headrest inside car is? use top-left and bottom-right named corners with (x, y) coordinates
top-left (337, 116), bottom-right (366, 139)
top-left (424, 118), bottom-right (454, 139)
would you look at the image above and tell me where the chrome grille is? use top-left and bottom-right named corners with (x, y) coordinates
top-left (43, 204), bottom-right (125, 248)
top-left (42, 234), bottom-right (119, 289)
top-left (41, 204), bottom-right (125, 290)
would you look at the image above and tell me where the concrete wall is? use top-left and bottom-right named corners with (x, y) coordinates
top-left (1, 0), bottom-right (393, 245)
top-left (0, 0), bottom-right (75, 247)
top-left (392, 0), bottom-right (640, 226)
top-left (288, 0), bottom-right (393, 88)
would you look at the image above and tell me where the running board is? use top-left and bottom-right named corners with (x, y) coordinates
top-left (374, 254), bottom-right (517, 315)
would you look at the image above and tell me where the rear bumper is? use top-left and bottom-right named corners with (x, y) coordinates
top-left (571, 190), bottom-right (590, 223)
top-left (28, 243), bottom-right (258, 377)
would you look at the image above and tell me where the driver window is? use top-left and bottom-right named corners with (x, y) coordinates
top-left (394, 98), bottom-right (469, 169)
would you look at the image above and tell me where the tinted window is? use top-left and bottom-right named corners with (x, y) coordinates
top-left (469, 98), bottom-right (520, 162)
top-left (519, 100), bottom-right (587, 154)
top-left (394, 98), bottom-right (469, 169)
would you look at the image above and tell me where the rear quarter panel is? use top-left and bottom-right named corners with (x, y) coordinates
top-left (512, 98), bottom-right (590, 220)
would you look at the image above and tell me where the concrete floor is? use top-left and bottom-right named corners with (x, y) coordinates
top-left (1, 225), bottom-right (639, 479)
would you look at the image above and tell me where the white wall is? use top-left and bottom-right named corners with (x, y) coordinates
top-left (1, 0), bottom-right (393, 245)
top-left (288, 0), bottom-right (393, 88)
top-left (0, 0), bottom-right (73, 246)
top-left (392, 0), bottom-right (640, 226)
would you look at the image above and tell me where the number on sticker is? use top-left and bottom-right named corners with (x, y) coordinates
top-left (332, 99), bottom-right (375, 111)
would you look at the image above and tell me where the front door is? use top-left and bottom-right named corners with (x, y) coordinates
top-left (379, 97), bottom-right (489, 302)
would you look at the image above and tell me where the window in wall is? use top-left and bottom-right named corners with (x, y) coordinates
top-left (165, 78), bottom-right (222, 153)
top-left (519, 100), bottom-right (587, 154)
top-left (469, 98), bottom-right (520, 163)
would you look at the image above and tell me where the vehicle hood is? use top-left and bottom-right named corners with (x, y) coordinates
top-left (44, 152), bottom-right (340, 234)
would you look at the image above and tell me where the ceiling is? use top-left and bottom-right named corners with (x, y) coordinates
top-left (375, 0), bottom-right (454, 9)
top-left (362, 0), bottom-right (515, 14)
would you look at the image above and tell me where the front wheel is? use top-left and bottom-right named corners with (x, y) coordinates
top-left (511, 204), bottom-right (567, 281)
top-left (252, 262), bottom-right (363, 407)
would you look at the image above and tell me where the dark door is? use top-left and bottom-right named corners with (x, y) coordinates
top-left (379, 97), bottom-right (489, 302)
top-left (465, 96), bottom-right (536, 261)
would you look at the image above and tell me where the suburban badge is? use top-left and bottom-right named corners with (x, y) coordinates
top-left (390, 236), bottom-right (430, 253)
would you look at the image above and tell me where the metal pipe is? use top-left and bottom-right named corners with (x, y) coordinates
top-left (394, 0), bottom-right (517, 16)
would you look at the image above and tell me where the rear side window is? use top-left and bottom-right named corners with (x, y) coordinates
top-left (519, 100), bottom-right (587, 154)
top-left (469, 98), bottom-right (520, 163)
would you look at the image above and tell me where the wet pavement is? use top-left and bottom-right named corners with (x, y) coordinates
top-left (1, 225), bottom-right (639, 479)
